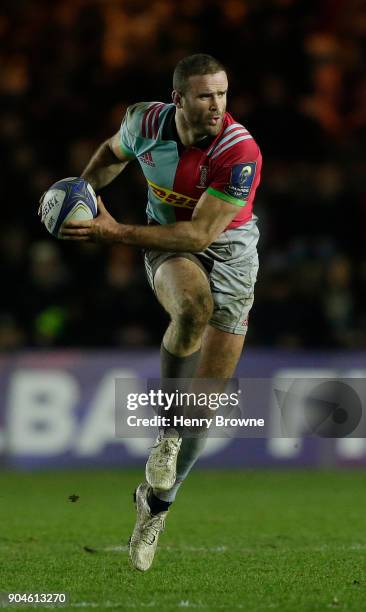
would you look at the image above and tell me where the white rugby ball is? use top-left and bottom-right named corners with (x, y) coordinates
top-left (40, 177), bottom-right (98, 238)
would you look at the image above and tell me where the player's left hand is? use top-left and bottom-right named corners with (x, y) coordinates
top-left (60, 196), bottom-right (119, 242)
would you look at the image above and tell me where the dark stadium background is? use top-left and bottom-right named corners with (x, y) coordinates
top-left (1, 0), bottom-right (365, 351)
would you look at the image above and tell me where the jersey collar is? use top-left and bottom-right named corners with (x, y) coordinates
top-left (161, 105), bottom-right (217, 153)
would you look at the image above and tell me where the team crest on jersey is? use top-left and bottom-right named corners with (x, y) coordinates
top-left (196, 165), bottom-right (209, 189)
top-left (138, 151), bottom-right (155, 167)
top-left (225, 162), bottom-right (256, 199)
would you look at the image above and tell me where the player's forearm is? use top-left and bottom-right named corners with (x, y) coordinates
top-left (81, 140), bottom-right (128, 191)
top-left (113, 221), bottom-right (210, 252)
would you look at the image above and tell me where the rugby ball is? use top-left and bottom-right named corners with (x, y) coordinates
top-left (40, 177), bottom-right (98, 238)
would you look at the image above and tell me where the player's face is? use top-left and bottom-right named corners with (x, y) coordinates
top-left (180, 71), bottom-right (228, 137)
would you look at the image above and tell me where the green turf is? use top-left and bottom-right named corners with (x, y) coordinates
top-left (0, 469), bottom-right (366, 611)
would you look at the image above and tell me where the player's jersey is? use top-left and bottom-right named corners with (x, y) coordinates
top-left (120, 102), bottom-right (262, 229)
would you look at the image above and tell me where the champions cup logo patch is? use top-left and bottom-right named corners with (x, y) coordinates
top-left (225, 162), bottom-right (256, 200)
top-left (147, 179), bottom-right (198, 209)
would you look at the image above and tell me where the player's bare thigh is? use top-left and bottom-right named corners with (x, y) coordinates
top-left (154, 256), bottom-right (213, 321)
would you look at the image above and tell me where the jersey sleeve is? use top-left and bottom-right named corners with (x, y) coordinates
top-left (120, 107), bottom-right (137, 159)
top-left (119, 101), bottom-right (165, 159)
top-left (206, 139), bottom-right (262, 207)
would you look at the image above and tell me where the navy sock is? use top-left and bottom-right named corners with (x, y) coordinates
top-left (160, 344), bottom-right (201, 436)
top-left (148, 489), bottom-right (172, 515)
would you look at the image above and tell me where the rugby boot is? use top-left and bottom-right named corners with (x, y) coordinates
top-left (129, 482), bottom-right (168, 571)
top-left (145, 431), bottom-right (182, 491)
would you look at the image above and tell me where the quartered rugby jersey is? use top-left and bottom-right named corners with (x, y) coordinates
top-left (120, 102), bottom-right (262, 229)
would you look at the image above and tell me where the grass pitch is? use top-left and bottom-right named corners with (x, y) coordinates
top-left (1, 469), bottom-right (366, 611)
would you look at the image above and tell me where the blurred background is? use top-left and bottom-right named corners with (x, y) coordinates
top-left (1, 0), bottom-right (366, 469)
top-left (1, 0), bottom-right (366, 351)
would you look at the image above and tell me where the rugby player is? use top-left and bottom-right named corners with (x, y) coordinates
top-left (59, 54), bottom-right (262, 571)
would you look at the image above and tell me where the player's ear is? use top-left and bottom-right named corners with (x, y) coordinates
top-left (172, 90), bottom-right (183, 108)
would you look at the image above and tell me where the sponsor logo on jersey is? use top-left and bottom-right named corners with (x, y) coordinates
top-left (147, 179), bottom-right (198, 209)
top-left (196, 165), bottom-right (209, 189)
top-left (225, 162), bottom-right (256, 200)
top-left (138, 151), bottom-right (155, 167)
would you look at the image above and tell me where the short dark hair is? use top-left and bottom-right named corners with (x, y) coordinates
top-left (173, 54), bottom-right (226, 94)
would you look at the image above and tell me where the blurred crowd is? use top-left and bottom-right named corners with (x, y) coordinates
top-left (1, 0), bottom-right (366, 350)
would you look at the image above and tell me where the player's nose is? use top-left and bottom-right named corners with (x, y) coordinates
top-left (209, 95), bottom-right (224, 113)
top-left (209, 96), bottom-right (219, 110)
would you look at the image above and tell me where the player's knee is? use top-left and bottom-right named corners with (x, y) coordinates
top-left (176, 291), bottom-right (213, 332)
